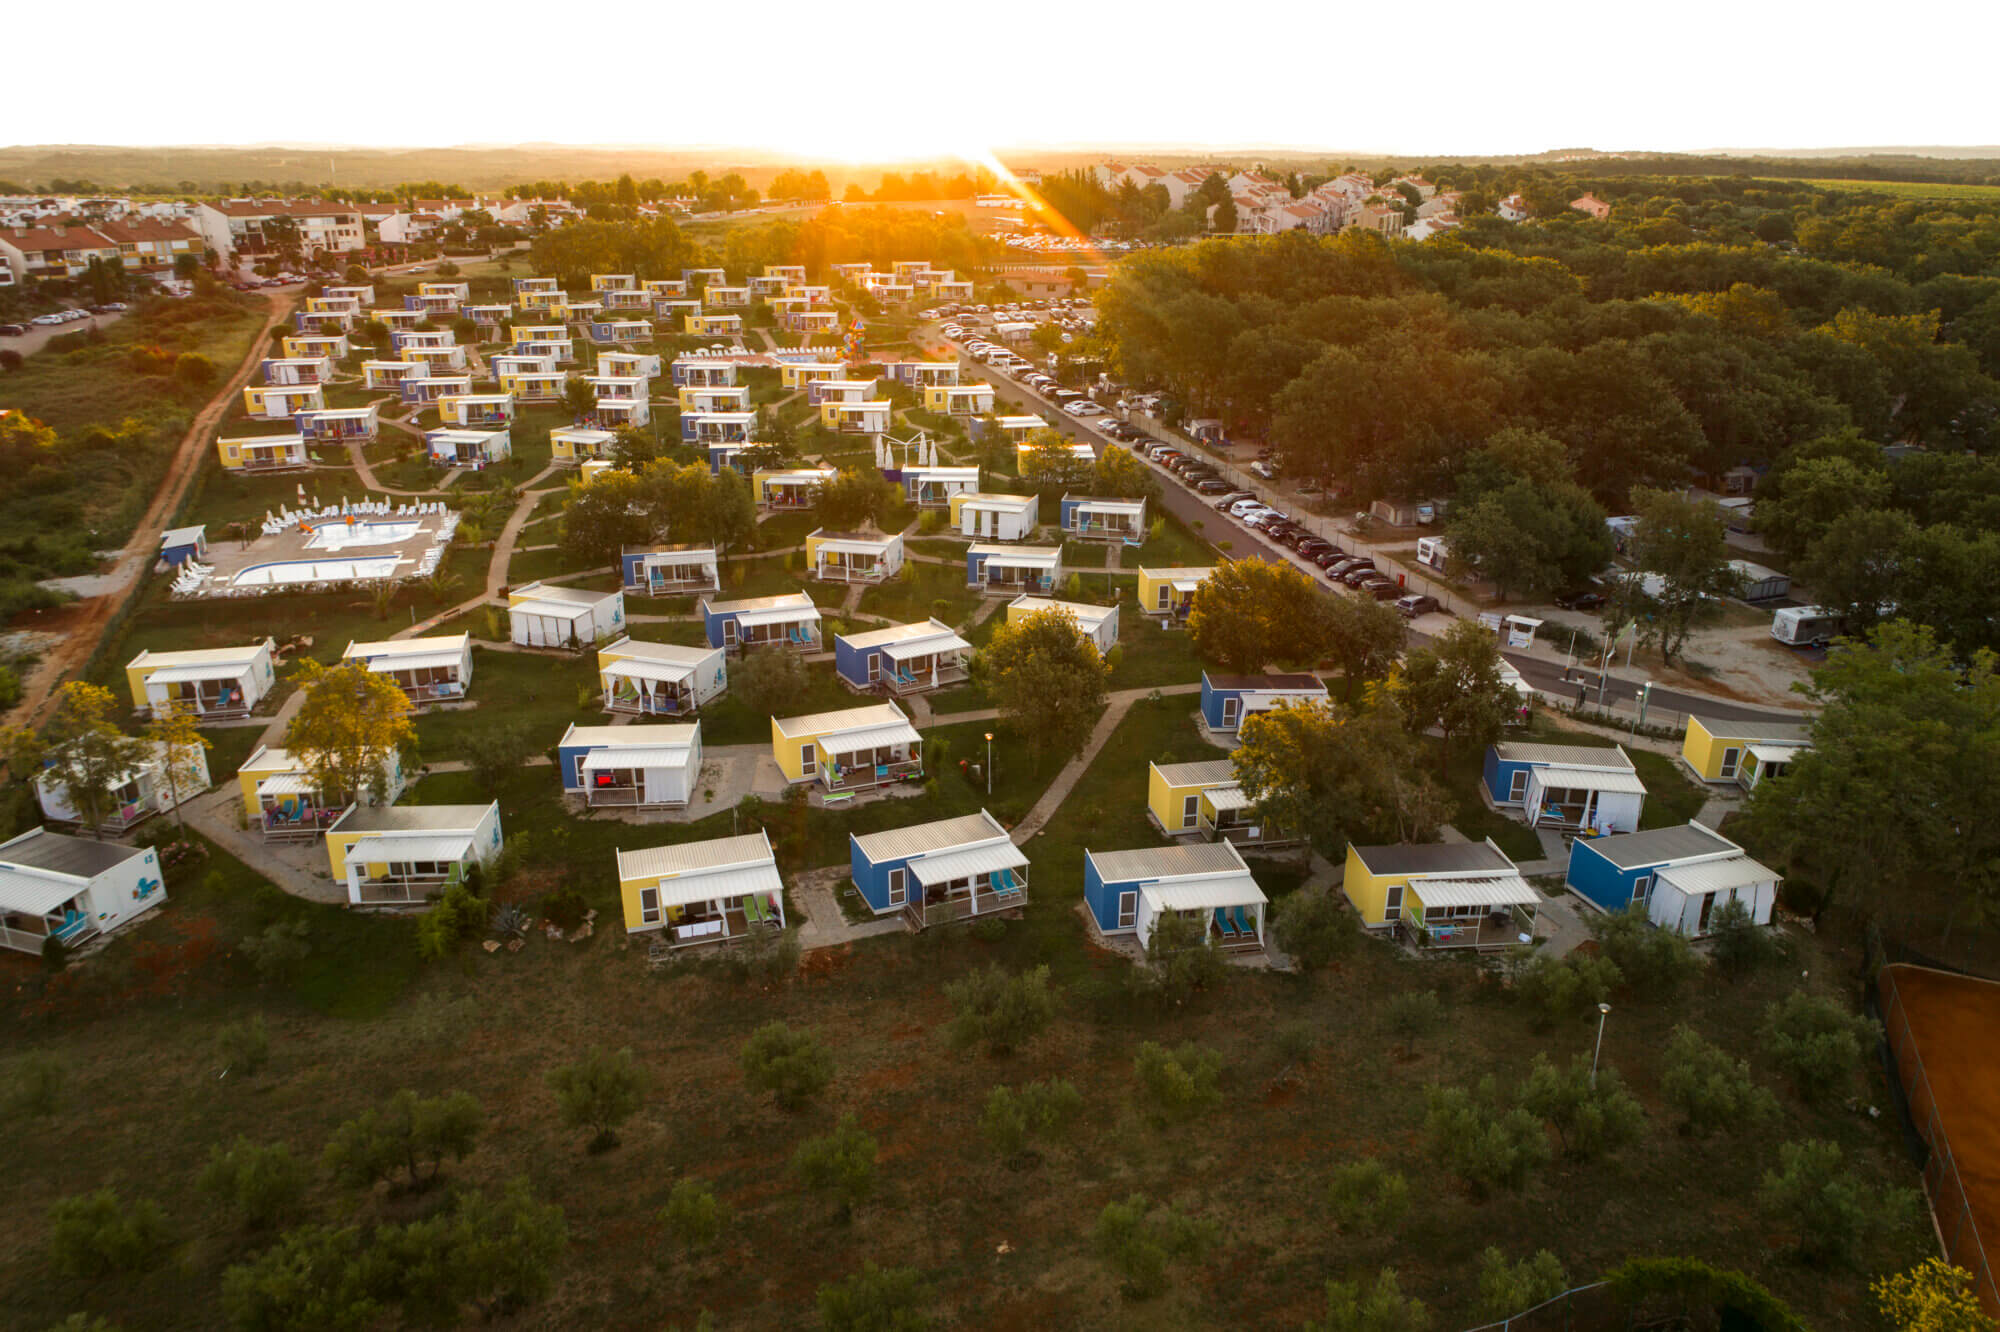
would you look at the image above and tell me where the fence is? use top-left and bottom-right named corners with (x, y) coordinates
top-left (1458, 1282), bottom-right (1611, 1331)
top-left (1878, 965), bottom-right (2000, 1315)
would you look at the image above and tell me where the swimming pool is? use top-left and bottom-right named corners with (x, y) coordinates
top-left (231, 557), bottom-right (401, 588)
top-left (305, 519), bottom-right (423, 551)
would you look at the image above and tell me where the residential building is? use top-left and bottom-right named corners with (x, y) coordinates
top-left (124, 641), bottom-right (276, 719)
top-left (680, 384), bottom-right (750, 414)
top-left (598, 350), bottom-right (662, 380)
top-left (1680, 716), bottom-right (1813, 791)
top-left (1481, 741), bottom-right (1647, 835)
top-left (260, 356), bottom-right (335, 386)
top-left (980, 415), bottom-right (1046, 445)
top-left (588, 319), bottom-right (653, 345)
top-left (242, 383), bottom-right (326, 420)
top-left (436, 393), bottom-right (515, 428)
top-left (159, 525), bottom-right (207, 567)
top-left (364, 360), bottom-right (425, 392)
top-left (1497, 194), bottom-right (1532, 222)
top-left (895, 466), bottom-right (980, 508)
top-left (923, 383), bottom-right (996, 416)
top-left (0, 224), bottom-right (122, 281)
top-left (835, 619), bottom-right (972, 695)
top-left (498, 368), bottom-right (567, 402)
top-left (195, 200), bottom-right (365, 259)
top-left (701, 591), bottom-right (821, 652)
top-left (671, 354), bottom-right (738, 387)
top-left (885, 360), bottom-right (962, 389)
top-left (91, 217), bottom-right (202, 273)
top-left (0, 829), bottom-right (166, 955)
top-left (1342, 840), bottom-right (1538, 951)
top-left (217, 432), bottom-right (309, 473)
top-left (1199, 672), bottom-right (1329, 734)
top-left (948, 491), bottom-right (1038, 542)
top-left (281, 333), bottom-right (350, 361)
top-left (684, 313), bottom-right (742, 337)
top-left (1083, 841), bottom-right (1265, 952)
top-left (620, 546), bottom-right (720, 597)
top-left (805, 529), bottom-right (905, 583)
top-left (324, 803), bottom-right (503, 907)
top-left (236, 744), bottom-right (406, 841)
top-left (559, 722), bottom-right (703, 809)
top-left (591, 273), bottom-right (637, 291)
top-left (551, 426), bottom-right (617, 464)
top-left (34, 738), bottom-right (210, 834)
top-left (341, 634), bottom-right (474, 703)
top-left (1144, 758), bottom-right (1288, 845)
top-left (402, 373), bottom-right (473, 406)
top-left (967, 543), bottom-right (1061, 594)
top-left (771, 701), bottom-right (923, 793)
top-left (507, 582), bottom-right (625, 648)
top-left (1570, 193), bottom-right (1612, 221)
top-left (399, 344), bottom-right (470, 374)
top-left (1137, 566), bottom-right (1213, 617)
top-left (1006, 596), bottom-right (1119, 655)
top-left (807, 378), bottom-right (877, 407)
top-left (849, 810), bottom-right (1028, 929)
top-left (617, 830), bottom-right (786, 942)
top-left (681, 409), bottom-right (755, 446)
top-left (753, 467), bottom-right (835, 508)
top-left (1565, 822), bottom-right (1780, 936)
top-left (1060, 494), bottom-right (1146, 542)
top-left (779, 358), bottom-right (844, 391)
top-left (597, 637), bottom-right (728, 717)
top-left (295, 406), bottom-right (381, 442)
top-left (821, 400), bottom-right (893, 434)
top-left (424, 427), bottom-right (512, 466)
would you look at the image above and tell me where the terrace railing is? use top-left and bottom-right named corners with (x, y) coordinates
top-left (823, 756), bottom-right (922, 792)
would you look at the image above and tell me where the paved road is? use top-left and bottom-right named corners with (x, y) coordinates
top-left (932, 330), bottom-right (1804, 728)
top-left (0, 309), bottom-right (129, 358)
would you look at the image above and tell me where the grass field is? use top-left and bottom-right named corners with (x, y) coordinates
top-left (1791, 177), bottom-right (2000, 200)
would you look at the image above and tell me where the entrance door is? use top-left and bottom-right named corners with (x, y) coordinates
top-left (723, 618), bottom-right (739, 648)
top-left (1222, 698), bottom-right (1241, 729)
top-left (1718, 746), bottom-right (1741, 779)
top-left (1182, 794), bottom-right (1200, 829)
top-left (1156, 584), bottom-right (1171, 611)
top-left (1507, 769), bottom-right (1529, 803)
top-left (800, 744), bottom-right (817, 778)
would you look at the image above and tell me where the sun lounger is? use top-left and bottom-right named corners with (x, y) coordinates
top-left (1213, 908), bottom-right (1236, 939)
top-left (1232, 905), bottom-right (1255, 938)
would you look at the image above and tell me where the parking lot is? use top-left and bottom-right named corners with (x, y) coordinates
top-left (0, 305), bottom-right (131, 356)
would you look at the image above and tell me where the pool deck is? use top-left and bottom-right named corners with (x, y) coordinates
top-left (196, 513), bottom-right (453, 592)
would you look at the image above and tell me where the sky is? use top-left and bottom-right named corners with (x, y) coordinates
top-left (13, 1), bottom-right (1998, 160)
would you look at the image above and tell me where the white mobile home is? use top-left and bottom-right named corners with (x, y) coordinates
top-left (598, 637), bottom-right (729, 716)
top-left (0, 828), bottom-right (167, 955)
top-left (340, 634), bottom-right (474, 703)
top-left (506, 582), bottom-right (626, 648)
top-left (559, 723), bottom-right (704, 809)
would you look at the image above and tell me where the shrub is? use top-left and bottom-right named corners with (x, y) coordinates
top-left (944, 964), bottom-right (1057, 1056)
top-left (415, 884), bottom-right (488, 960)
top-left (739, 1021), bottom-right (833, 1111)
top-left (322, 1089), bottom-right (483, 1192)
top-left (239, 919), bottom-right (311, 983)
top-left (1512, 952), bottom-right (1621, 1027)
top-left (1756, 1139), bottom-right (1879, 1266)
top-left (1306, 1269), bottom-right (1431, 1332)
top-left (1326, 1158), bottom-right (1410, 1236)
top-left (216, 1014), bottom-right (272, 1077)
top-left (1383, 991), bottom-right (1444, 1058)
top-left (1606, 1256), bottom-right (1807, 1330)
top-left (540, 887), bottom-right (588, 931)
top-left (1660, 1025), bottom-right (1777, 1136)
top-left (1270, 889), bottom-right (1359, 976)
top-left (547, 1046), bottom-right (646, 1152)
top-left (1090, 1193), bottom-right (1217, 1299)
top-left (1477, 1248), bottom-right (1569, 1322)
top-left (1132, 1041), bottom-right (1224, 1123)
top-left (199, 1137), bottom-right (309, 1230)
top-left (5, 1049), bottom-right (63, 1116)
top-left (0, 348), bottom-right (22, 373)
top-left (1517, 1053), bottom-right (1646, 1159)
top-left (1273, 1019), bottom-right (1319, 1066)
top-left (1762, 991), bottom-right (1872, 1104)
top-left (818, 1262), bottom-right (932, 1331)
top-left (979, 1079), bottom-right (1083, 1158)
top-left (659, 1178), bottom-right (731, 1257)
top-left (792, 1114), bottom-right (877, 1223)
top-left (1874, 1258), bottom-right (1998, 1332)
top-left (1591, 906), bottom-right (1700, 998)
top-left (1710, 898), bottom-right (1784, 978)
top-left (463, 720), bottom-right (536, 787)
top-left (1423, 1080), bottom-right (1550, 1198)
top-left (173, 352), bottom-right (217, 386)
top-left (1140, 908), bottom-right (1229, 1005)
top-left (46, 1188), bottom-right (170, 1277)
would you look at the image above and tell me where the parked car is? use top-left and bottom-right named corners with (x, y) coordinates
top-left (1395, 594), bottom-right (1440, 618)
top-left (1195, 478), bottom-right (1232, 495)
top-left (1365, 581), bottom-right (1404, 601)
top-left (1555, 589), bottom-right (1608, 610)
top-left (1215, 491), bottom-right (1254, 508)
top-left (1312, 550), bottom-right (1346, 569)
top-left (1296, 538), bottom-right (1333, 557)
top-left (1064, 401), bottom-right (1105, 417)
top-left (0, 324), bottom-right (24, 336)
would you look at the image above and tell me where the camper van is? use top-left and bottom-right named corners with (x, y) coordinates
top-left (1771, 605), bottom-right (1840, 649)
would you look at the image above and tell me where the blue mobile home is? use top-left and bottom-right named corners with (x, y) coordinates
top-left (1565, 822), bottom-right (1781, 936)
top-left (833, 619), bottom-right (972, 695)
top-left (699, 591), bottom-right (821, 652)
top-left (1481, 741), bottom-right (1646, 835)
top-left (1198, 672), bottom-right (1328, 733)
top-left (159, 525), bottom-right (208, 568)
top-left (847, 810), bottom-right (1028, 927)
top-left (619, 546), bottom-right (719, 597)
top-left (555, 722), bottom-right (702, 809)
top-left (1483, 741), bottom-right (1635, 809)
top-left (1082, 841), bottom-right (1266, 951)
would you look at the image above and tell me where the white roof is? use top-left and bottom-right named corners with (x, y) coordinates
top-left (841, 619), bottom-right (967, 654)
top-left (1010, 596), bottom-right (1114, 628)
top-left (706, 591), bottom-right (814, 616)
top-left (255, 773), bottom-right (318, 797)
top-left (812, 532), bottom-right (900, 554)
top-left (511, 598), bottom-right (598, 622)
top-left (645, 861), bottom-right (784, 908)
top-left (564, 722), bottom-right (698, 749)
top-left (160, 525), bottom-right (205, 547)
top-left (581, 746), bottom-right (696, 771)
top-left (602, 657), bottom-right (693, 684)
top-left (512, 580), bottom-right (616, 609)
top-left (734, 603), bottom-right (821, 628)
top-left (775, 700), bottom-right (908, 739)
top-left (1072, 497), bottom-right (1145, 516)
top-left (995, 415), bottom-right (1043, 428)
top-left (1748, 742), bottom-right (1807, 762)
top-left (1530, 765), bottom-right (1649, 795)
top-left (1089, 841), bottom-right (1247, 883)
top-left (907, 838), bottom-right (1028, 886)
top-left (852, 810), bottom-right (1009, 862)
top-left (818, 720), bottom-right (922, 752)
top-left (344, 634), bottom-right (468, 663)
top-left (343, 834), bottom-right (474, 863)
top-left (1412, 875), bottom-right (1540, 909)
top-left (1655, 856), bottom-right (1780, 897)
top-left (363, 649), bottom-right (460, 672)
top-left (1203, 785), bottom-right (1253, 812)
top-left (974, 545), bottom-right (1061, 567)
top-left (880, 628), bottom-right (970, 660)
top-left (1142, 874), bottom-right (1267, 912)
top-left (144, 661), bottom-right (253, 685)
top-left (603, 638), bottom-right (715, 665)
top-left (617, 831), bottom-right (773, 881)
top-left (0, 867), bottom-right (84, 916)
top-left (956, 492), bottom-right (1036, 512)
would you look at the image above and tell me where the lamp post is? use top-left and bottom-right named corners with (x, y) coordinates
top-left (1590, 1002), bottom-right (1612, 1087)
top-left (985, 732), bottom-right (994, 796)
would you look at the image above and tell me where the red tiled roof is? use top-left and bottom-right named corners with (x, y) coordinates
top-left (91, 218), bottom-right (198, 245)
top-left (1, 224), bottom-right (115, 253)
top-left (209, 199), bottom-right (358, 219)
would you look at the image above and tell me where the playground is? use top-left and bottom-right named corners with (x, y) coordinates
top-left (1880, 963), bottom-right (2000, 1313)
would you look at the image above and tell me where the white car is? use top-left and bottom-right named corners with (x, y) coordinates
top-left (1063, 401), bottom-right (1105, 417)
top-left (31, 313), bottom-right (63, 325)
top-left (1229, 500), bottom-right (1270, 518)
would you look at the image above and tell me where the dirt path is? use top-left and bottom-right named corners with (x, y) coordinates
top-left (4, 290), bottom-right (293, 731)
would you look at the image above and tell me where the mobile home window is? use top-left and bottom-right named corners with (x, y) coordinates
top-left (886, 867), bottom-right (906, 907)
top-left (1181, 794), bottom-right (1199, 828)
top-left (1383, 884), bottom-right (1404, 922)
top-left (639, 887), bottom-right (661, 924)
top-left (1508, 769), bottom-right (1528, 802)
top-left (1117, 891), bottom-right (1137, 929)
top-left (1631, 874), bottom-right (1653, 905)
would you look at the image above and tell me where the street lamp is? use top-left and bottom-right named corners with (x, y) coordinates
top-left (985, 732), bottom-right (994, 796)
top-left (1590, 1002), bottom-right (1612, 1087)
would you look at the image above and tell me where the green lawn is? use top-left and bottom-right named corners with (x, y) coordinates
top-left (855, 562), bottom-right (982, 627)
top-left (1108, 612), bottom-right (1206, 689)
top-left (1438, 732), bottom-right (1547, 861)
top-left (412, 647), bottom-right (603, 762)
top-left (1631, 748), bottom-right (1707, 829)
top-left (505, 545), bottom-right (602, 586)
top-left (752, 511), bottom-right (818, 550)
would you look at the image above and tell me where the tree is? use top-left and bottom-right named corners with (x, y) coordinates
top-left (220, 1224), bottom-right (382, 1331)
top-left (1875, 1259), bottom-right (1999, 1332)
top-left (46, 1188), bottom-right (170, 1277)
top-left (1270, 889), bottom-right (1359, 977)
top-left (1659, 1025), bottom-right (1777, 1136)
top-left (1326, 1158), bottom-right (1411, 1236)
top-left (283, 660), bottom-right (415, 808)
top-left (1512, 952), bottom-right (1622, 1027)
top-left (547, 1045), bottom-right (646, 1151)
top-left (560, 470), bottom-right (654, 568)
top-left (174, 352), bottom-right (217, 388)
top-left (1758, 1139), bottom-right (1898, 1266)
top-left (199, 1138), bottom-right (309, 1230)
top-left (738, 1021), bottom-right (834, 1111)
top-left (216, 1014), bottom-right (273, 1075)
top-left (791, 1114), bottom-right (877, 1222)
top-left (3, 681), bottom-right (147, 837)
top-left (659, 1178), bottom-right (732, 1257)
top-left (1396, 619), bottom-right (1514, 774)
top-left (1422, 1080), bottom-right (1550, 1198)
top-left (1762, 991), bottom-right (1872, 1105)
top-left (1755, 455), bottom-right (1893, 561)
top-left (1211, 197), bottom-right (1239, 234)
top-left (817, 1262), bottom-right (932, 1331)
top-left (1020, 428), bottom-right (1089, 484)
top-left (1709, 897), bottom-right (1784, 979)
top-left (377, 1179), bottom-right (568, 1325)
top-left (943, 964), bottom-right (1057, 1056)
top-left (731, 646), bottom-right (808, 719)
top-left (610, 424), bottom-right (657, 469)
top-left (1517, 1054), bottom-right (1646, 1159)
top-left (978, 1079), bottom-right (1083, 1158)
top-left (322, 1089), bottom-right (483, 1192)
top-left (0, 348), bottom-right (21, 373)
top-left (1305, 1269), bottom-right (1431, 1332)
top-left (974, 608), bottom-right (1108, 771)
top-left (1383, 990), bottom-right (1444, 1058)
top-left (1627, 486), bottom-right (1734, 664)
top-left (462, 719), bottom-right (535, 788)
top-left (1322, 593), bottom-right (1407, 700)
top-left (1590, 906), bottom-right (1700, 998)
top-left (1231, 697), bottom-right (1449, 854)
top-left (1476, 1248), bottom-right (1568, 1323)
top-left (1186, 558), bottom-right (1334, 671)
top-left (1088, 446), bottom-right (1159, 503)
top-left (1445, 479), bottom-right (1610, 602)
top-left (140, 701), bottom-right (210, 830)
top-left (814, 466), bottom-right (899, 530)
top-left (561, 373), bottom-right (597, 420)
top-left (1139, 906), bottom-right (1230, 1004)
top-left (1090, 1194), bottom-right (1217, 1299)
top-left (4, 1049), bottom-right (63, 1117)
top-left (1132, 1040), bottom-right (1224, 1122)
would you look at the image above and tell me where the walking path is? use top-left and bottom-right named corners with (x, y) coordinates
top-left (1009, 682), bottom-right (1202, 843)
top-left (396, 468), bottom-right (562, 638)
